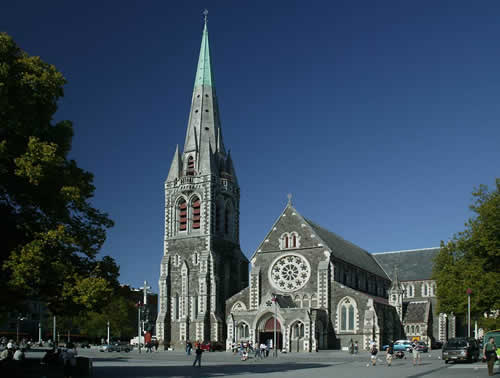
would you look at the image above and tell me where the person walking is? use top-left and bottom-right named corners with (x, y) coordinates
top-left (354, 341), bottom-right (359, 354)
top-left (370, 344), bottom-right (378, 366)
top-left (412, 344), bottom-right (421, 366)
top-left (386, 343), bottom-right (394, 366)
top-left (192, 344), bottom-right (203, 368)
top-left (186, 340), bottom-right (192, 356)
top-left (61, 342), bottom-right (77, 378)
top-left (483, 337), bottom-right (497, 376)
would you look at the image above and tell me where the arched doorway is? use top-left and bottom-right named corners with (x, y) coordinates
top-left (257, 315), bottom-right (283, 350)
top-left (290, 321), bottom-right (305, 352)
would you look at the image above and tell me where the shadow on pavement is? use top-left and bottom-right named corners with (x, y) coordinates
top-left (94, 362), bottom-right (330, 377)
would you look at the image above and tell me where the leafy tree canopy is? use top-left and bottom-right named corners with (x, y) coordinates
top-left (433, 179), bottom-right (500, 320)
top-left (0, 32), bottom-right (117, 316)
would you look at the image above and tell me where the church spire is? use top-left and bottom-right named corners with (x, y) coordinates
top-left (183, 13), bottom-right (225, 157)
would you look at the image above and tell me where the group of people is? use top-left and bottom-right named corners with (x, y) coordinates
top-left (367, 340), bottom-right (421, 367)
top-left (184, 341), bottom-right (204, 367)
top-left (144, 339), bottom-right (159, 353)
top-left (231, 340), bottom-right (272, 361)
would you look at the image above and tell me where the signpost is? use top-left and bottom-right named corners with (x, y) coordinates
top-left (136, 301), bottom-right (143, 353)
top-left (466, 288), bottom-right (472, 337)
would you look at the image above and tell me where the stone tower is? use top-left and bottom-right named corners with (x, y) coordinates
top-left (388, 266), bottom-right (404, 321)
top-left (156, 19), bottom-right (249, 348)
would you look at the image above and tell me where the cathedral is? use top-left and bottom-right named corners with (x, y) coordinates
top-left (156, 19), bottom-right (456, 351)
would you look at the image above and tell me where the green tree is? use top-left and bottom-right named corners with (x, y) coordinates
top-left (0, 32), bottom-right (116, 316)
top-left (433, 179), bottom-right (500, 322)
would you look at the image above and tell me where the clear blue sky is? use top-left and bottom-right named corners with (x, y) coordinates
top-left (3, 1), bottom-right (499, 293)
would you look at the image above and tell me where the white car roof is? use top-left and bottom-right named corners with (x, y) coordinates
top-left (395, 340), bottom-right (411, 344)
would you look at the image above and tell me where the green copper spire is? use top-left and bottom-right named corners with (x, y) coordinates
top-left (194, 16), bottom-right (214, 87)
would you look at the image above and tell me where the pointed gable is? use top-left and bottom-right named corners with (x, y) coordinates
top-left (166, 145), bottom-right (181, 182)
top-left (251, 202), bottom-right (388, 279)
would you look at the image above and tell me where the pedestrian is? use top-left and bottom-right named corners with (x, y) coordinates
top-left (349, 339), bottom-right (354, 354)
top-left (354, 340), bottom-right (359, 354)
top-left (186, 340), bottom-right (192, 355)
top-left (192, 344), bottom-right (203, 368)
top-left (13, 347), bottom-right (26, 361)
top-left (254, 345), bottom-right (262, 360)
top-left (386, 343), bottom-right (394, 366)
top-left (61, 342), bottom-right (77, 378)
top-left (483, 337), bottom-right (497, 377)
top-left (370, 344), bottom-right (378, 366)
top-left (266, 341), bottom-right (270, 357)
top-left (260, 342), bottom-right (267, 358)
top-left (412, 344), bottom-right (421, 366)
top-left (154, 339), bottom-right (159, 352)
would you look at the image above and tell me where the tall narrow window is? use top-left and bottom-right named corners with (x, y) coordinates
top-left (175, 294), bottom-right (180, 320)
top-left (178, 199), bottom-right (187, 231)
top-left (341, 305), bottom-right (347, 330)
top-left (285, 235), bottom-right (289, 248)
top-left (423, 284), bottom-right (428, 297)
top-left (292, 234), bottom-right (297, 248)
top-left (224, 207), bottom-right (230, 234)
top-left (348, 305), bottom-right (354, 330)
top-left (192, 197), bottom-right (201, 229)
top-left (187, 156), bottom-right (195, 176)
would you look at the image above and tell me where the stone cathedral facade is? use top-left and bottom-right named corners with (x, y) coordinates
top-left (155, 21), bottom-right (248, 348)
top-left (157, 20), bottom-right (448, 352)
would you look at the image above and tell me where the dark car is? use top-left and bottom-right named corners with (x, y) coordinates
top-left (415, 341), bottom-right (428, 352)
top-left (442, 337), bottom-right (479, 363)
top-left (431, 340), bottom-right (443, 349)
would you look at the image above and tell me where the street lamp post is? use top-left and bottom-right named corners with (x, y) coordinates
top-left (16, 316), bottom-right (26, 344)
top-left (38, 322), bottom-right (42, 344)
top-left (137, 301), bottom-right (143, 353)
top-left (53, 315), bottom-right (56, 346)
top-left (107, 321), bottom-right (110, 345)
top-left (466, 288), bottom-right (472, 338)
top-left (272, 294), bottom-right (277, 358)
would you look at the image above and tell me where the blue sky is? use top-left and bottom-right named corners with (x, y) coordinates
top-left (3, 1), bottom-right (499, 293)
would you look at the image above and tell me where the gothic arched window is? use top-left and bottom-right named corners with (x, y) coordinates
top-left (411, 325), bottom-right (415, 334)
top-left (191, 196), bottom-right (201, 230)
top-left (416, 325), bottom-right (420, 333)
top-left (187, 155), bottom-right (195, 176)
top-left (178, 198), bottom-right (187, 231)
top-left (292, 234), bottom-right (297, 248)
top-left (285, 235), bottom-right (289, 248)
top-left (338, 297), bottom-right (357, 332)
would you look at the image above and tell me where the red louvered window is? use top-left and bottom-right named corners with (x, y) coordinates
top-left (285, 236), bottom-right (289, 249)
top-left (187, 156), bottom-right (195, 176)
top-left (179, 199), bottom-right (187, 231)
top-left (292, 234), bottom-right (297, 248)
top-left (192, 198), bottom-right (201, 229)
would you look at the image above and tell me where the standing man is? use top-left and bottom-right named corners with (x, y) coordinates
top-left (483, 337), bottom-right (497, 377)
top-left (192, 344), bottom-right (203, 368)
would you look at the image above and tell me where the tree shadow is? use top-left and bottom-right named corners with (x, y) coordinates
top-left (94, 362), bottom-right (330, 377)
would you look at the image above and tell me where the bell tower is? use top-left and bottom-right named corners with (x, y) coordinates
top-left (156, 14), bottom-right (249, 348)
top-left (388, 266), bottom-right (404, 322)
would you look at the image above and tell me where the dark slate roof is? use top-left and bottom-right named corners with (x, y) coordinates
top-left (372, 248), bottom-right (440, 281)
top-left (404, 301), bottom-right (430, 323)
top-left (304, 219), bottom-right (389, 279)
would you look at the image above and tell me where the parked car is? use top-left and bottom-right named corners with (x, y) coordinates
top-left (415, 342), bottom-right (429, 352)
top-left (99, 343), bottom-right (131, 353)
top-left (431, 340), bottom-right (443, 349)
top-left (442, 337), bottom-right (479, 363)
top-left (394, 340), bottom-right (413, 352)
top-left (99, 344), bottom-right (115, 352)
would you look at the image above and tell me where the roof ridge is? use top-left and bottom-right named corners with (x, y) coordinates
top-left (304, 218), bottom-right (369, 253)
top-left (372, 247), bottom-right (440, 255)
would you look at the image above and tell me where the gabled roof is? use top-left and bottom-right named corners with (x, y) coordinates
top-left (372, 248), bottom-right (440, 281)
top-left (304, 218), bottom-right (389, 279)
top-left (403, 301), bottom-right (430, 323)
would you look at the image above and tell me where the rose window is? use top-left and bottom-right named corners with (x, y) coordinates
top-left (269, 254), bottom-right (310, 292)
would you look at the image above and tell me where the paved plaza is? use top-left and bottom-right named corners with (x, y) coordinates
top-left (61, 348), bottom-right (496, 378)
